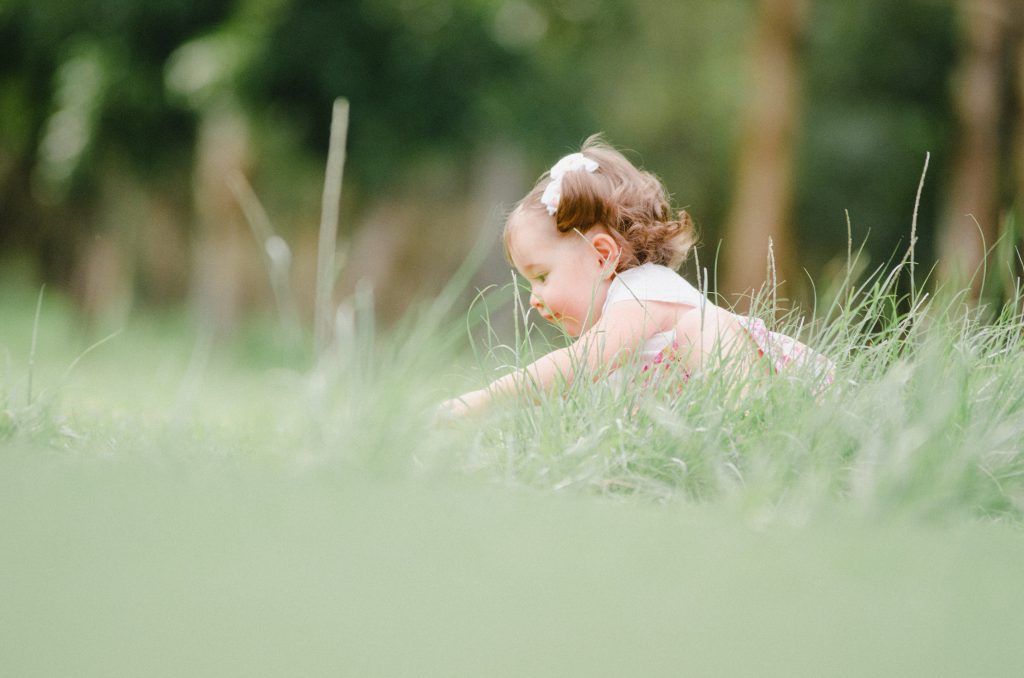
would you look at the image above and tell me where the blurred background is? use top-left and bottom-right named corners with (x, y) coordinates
top-left (1, 0), bottom-right (1022, 340)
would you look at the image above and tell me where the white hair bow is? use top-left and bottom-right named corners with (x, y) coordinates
top-left (540, 152), bottom-right (599, 216)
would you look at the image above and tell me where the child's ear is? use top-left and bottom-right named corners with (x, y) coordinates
top-left (591, 233), bottom-right (620, 277)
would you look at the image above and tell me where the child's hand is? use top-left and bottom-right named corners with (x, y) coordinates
top-left (436, 389), bottom-right (489, 421)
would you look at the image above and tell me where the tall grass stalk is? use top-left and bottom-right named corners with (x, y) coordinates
top-left (26, 285), bottom-right (44, 406)
top-left (229, 171), bottom-right (303, 347)
top-left (314, 97), bottom-right (350, 356)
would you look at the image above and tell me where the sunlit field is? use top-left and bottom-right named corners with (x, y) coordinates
top-left (2, 249), bottom-right (1024, 677)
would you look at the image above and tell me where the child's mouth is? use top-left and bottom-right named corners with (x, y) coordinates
top-left (540, 311), bottom-right (558, 323)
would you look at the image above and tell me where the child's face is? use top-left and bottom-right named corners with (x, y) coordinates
top-left (507, 209), bottom-right (612, 337)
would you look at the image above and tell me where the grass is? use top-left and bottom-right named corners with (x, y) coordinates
top-left (2, 242), bottom-right (1024, 676)
top-left (457, 245), bottom-right (1024, 524)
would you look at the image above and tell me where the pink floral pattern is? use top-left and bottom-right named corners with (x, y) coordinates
top-left (640, 317), bottom-right (835, 389)
top-left (736, 317), bottom-right (835, 386)
top-left (640, 339), bottom-right (689, 382)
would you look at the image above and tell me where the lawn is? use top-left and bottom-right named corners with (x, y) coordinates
top-left (2, 270), bottom-right (1023, 677)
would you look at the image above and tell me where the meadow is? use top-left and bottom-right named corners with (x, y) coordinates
top-left (2, 245), bottom-right (1024, 677)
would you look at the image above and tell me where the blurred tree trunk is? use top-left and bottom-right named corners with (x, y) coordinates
top-left (73, 163), bottom-right (191, 330)
top-left (191, 103), bottom-right (258, 335)
top-left (339, 146), bottom-right (526, 326)
top-left (74, 228), bottom-right (133, 331)
top-left (938, 0), bottom-right (1013, 296)
top-left (137, 191), bottom-right (190, 304)
top-left (1015, 6), bottom-right (1024, 248)
top-left (722, 0), bottom-right (808, 311)
top-left (72, 166), bottom-right (136, 330)
top-left (1009, 6), bottom-right (1024, 304)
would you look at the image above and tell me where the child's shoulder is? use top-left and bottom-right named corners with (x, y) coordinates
top-left (604, 263), bottom-right (705, 310)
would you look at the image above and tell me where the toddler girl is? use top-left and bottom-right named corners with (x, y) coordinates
top-left (443, 136), bottom-right (832, 417)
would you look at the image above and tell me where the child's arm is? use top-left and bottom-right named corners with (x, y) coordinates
top-left (441, 301), bottom-right (657, 417)
top-left (673, 305), bottom-right (757, 376)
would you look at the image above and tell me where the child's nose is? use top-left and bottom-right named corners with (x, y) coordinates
top-left (529, 292), bottom-right (543, 309)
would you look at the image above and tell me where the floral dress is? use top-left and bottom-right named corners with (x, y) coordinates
top-left (603, 263), bottom-right (834, 387)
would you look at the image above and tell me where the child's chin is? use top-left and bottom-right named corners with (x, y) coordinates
top-left (549, 321), bottom-right (578, 337)
top-left (547, 316), bottom-right (582, 337)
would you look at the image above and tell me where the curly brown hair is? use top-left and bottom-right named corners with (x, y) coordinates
top-left (505, 135), bottom-right (696, 271)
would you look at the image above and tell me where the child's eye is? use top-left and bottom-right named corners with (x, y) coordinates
top-left (535, 274), bottom-right (547, 283)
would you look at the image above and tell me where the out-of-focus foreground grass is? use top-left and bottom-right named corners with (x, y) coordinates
top-left (2, 265), bottom-right (1023, 677)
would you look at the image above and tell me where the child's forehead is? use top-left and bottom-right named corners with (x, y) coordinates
top-left (507, 215), bottom-right (556, 265)
top-left (508, 209), bottom-right (556, 249)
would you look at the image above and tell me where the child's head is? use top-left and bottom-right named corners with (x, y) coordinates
top-left (503, 136), bottom-right (696, 336)
top-left (504, 135), bottom-right (696, 274)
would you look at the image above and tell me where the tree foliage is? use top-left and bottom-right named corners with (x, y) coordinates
top-left (2, 0), bottom-right (1015, 311)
